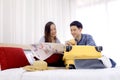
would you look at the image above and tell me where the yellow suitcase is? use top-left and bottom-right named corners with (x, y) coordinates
top-left (63, 45), bottom-right (102, 69)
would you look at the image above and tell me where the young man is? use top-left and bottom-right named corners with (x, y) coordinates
top-left (65, 21), bottom-right (116, 69)
top-left (66, 21), bottom-right (96, 46)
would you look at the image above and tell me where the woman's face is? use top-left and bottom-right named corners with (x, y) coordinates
top-left (50, 24), bottom-right (56, 38)
top-left (70, 26), bottom-right (82, 39)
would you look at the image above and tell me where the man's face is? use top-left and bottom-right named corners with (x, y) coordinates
top-left (70, 26), bottom-right (82, 39)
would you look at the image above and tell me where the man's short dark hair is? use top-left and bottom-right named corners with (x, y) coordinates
top-left (70, 21), bottom-right (83, 29)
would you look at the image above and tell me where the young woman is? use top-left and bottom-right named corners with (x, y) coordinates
top-left (40, 21), bottom-right (60, 43)
top-left (39, 21), bottom-right (64, 67)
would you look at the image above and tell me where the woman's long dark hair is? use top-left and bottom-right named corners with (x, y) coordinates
top-left (44, 21), bottom-right (56, 42)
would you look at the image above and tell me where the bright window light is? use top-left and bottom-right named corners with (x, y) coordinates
top-left (76, 0), bottom-right (120, 66)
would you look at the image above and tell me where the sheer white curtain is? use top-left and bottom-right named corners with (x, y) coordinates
top-left (75, 0), bottom-right (120, 66)
top-left (0, 0), bottom-right (74, 44)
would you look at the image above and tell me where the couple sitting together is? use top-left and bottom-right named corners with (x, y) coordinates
top-left (32, 21), bottom-right (116, 69)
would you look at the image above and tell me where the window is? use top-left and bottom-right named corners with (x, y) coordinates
top-left (76, 0), bottom-right (120, 66)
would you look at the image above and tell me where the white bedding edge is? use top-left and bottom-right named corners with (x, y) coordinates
top-left (0, 67), bottom-right (120, 80)
top-left (0, 68), bottom-right (25, 80)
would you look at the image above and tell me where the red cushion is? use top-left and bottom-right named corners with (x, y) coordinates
top-left (0, 47), bottom-right (30, 70)
top-left (45, 54), bottom-right (64, 67)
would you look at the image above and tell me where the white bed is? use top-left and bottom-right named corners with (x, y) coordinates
top-left (0, 43), bottom-right (120, 80)
top-left (0, 67), bottom-right (120, 80)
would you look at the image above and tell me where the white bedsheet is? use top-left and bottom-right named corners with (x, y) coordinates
top-left (0, 68), bottom-right (25, 80)
top-left (0, 67), bottom-right (120, 80)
